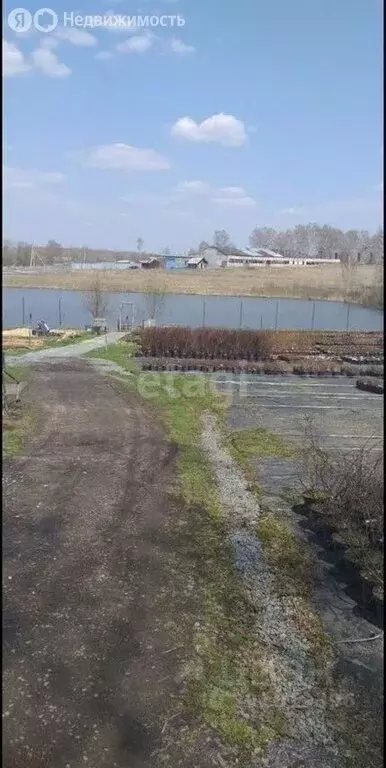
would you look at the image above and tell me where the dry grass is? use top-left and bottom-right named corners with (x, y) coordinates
top-left (2, 328), bottom-right (85, 350)
top-left (2, 265), bottom-right (383, 307)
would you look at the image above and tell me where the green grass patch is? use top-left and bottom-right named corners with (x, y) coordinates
top-left (3, 403), bottom-right (38, 457)
top-left (258, 513), bottom-right (311, 595)
top-left (4, 347), bottom-right (32, 357)
top-left (183, 506), bottom-right (289, 759)
top-left (229, 427), bottom-right (296, 460)
top-left (3, 365), bottom-right (30, 382)
top-left (257, 512), bottom-right (330, 657)
top-left (85, 340), bottom-right (138, 372)
top-left (224, 427), bottom-right (295, 500)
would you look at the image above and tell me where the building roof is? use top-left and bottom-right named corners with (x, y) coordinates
top-left (187, 255), bottom-right (208, 265)
top-left (244, 247), bottom-right (285, 259)
top-left (140, 257), bottom-right (160, 264)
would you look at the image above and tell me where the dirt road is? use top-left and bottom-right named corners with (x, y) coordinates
top-left (3, 361), bottom-right (194, 768)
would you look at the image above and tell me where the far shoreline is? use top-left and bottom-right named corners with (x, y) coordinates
top-left (2, 264), bottom-right (383, 310)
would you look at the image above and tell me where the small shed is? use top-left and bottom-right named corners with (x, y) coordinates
top-left (140, 257), bottom-right (162, 269)
top-left (187, 256), bottom-right (208, 270)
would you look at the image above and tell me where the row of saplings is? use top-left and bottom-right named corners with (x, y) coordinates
top-left (134, 327), bottom-right (383, 362)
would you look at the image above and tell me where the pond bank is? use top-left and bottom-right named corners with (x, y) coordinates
top-left (3, 287), bottom-right (384, 332)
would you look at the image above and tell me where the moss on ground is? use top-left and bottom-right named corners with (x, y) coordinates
top-left (229, 427), bottom-right (296, 461)
top-left (225, 427), bottom-right (295, 500)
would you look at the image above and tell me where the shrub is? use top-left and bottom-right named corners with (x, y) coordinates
top-left (356, 378), bottom-right (384, 394)
top-left (300, 420), bottom-right (384, 599)
top-left (135, 328), bottom-right (383, 364)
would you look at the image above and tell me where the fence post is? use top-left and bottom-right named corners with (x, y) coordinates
top-left (311, 301), bottom-right (316, 330)
top-left (260, 314), bottom-right (263, 330)
top-left (274, 300), bottom-right (279, 331)
top-left (346, 303), bottom-right (350, 331)
top-left (239, 299), bottom-right (244, 329)
top-left (22, 297), bottom-right (25, 326)
top-left (58, 298), bottom-right (62, 327)
top-left (202, 297), bottom-right (206, 328)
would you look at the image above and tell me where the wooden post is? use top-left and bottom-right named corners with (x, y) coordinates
top-left (311, 301), bottom-right (316, 330)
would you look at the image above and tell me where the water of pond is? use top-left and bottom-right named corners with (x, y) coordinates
top-left (2, 287), bottom-right (383, 332)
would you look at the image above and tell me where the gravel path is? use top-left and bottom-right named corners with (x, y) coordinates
top-left (201, 415), bottom-right (340, 767)
top-left (4, 332), bottom-right (126, 367)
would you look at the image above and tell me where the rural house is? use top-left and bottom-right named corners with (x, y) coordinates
top-left (187, 255), bottom-right (208, 270)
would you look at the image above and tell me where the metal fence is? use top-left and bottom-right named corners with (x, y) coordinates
top-left (7, 293), bottom-right (383, 333)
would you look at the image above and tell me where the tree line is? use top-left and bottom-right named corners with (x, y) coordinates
top-left (2, 223), bottom-right (384, 266)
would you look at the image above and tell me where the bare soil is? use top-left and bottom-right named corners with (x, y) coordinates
top-left (2, 361), bottom-right (197, 768)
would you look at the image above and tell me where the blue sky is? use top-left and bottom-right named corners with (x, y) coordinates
top-left (4, 0), bottom-right (383, 252)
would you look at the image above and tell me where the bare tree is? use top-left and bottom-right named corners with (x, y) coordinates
top-left (143, 280), bottom-right (166, 323)
top-left (84, 272), bottom-right (109, 321)
top-left (249, 227), bottom-right (278, 251)
top-left (248, 224), bottom-right (383, 263)
top-left (213, 229), bottom-right (232, 249)
top-left (44, 239), bottom-right (63, 264)
top-left (198, 240), bottom-right (210, 254)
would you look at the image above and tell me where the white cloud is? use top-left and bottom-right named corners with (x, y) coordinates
top-left (171, 113), bottom-right (247, 147)
top-left (39, 36), bottom-right (59, 50)
top-left (4, 38), bottom-right (71, 78)
top-left (116, 34), bottom-right (153, 53)
top-left (95, 50), bottom-right (114, 60)
top-left (212, 187), bottom-right (256, 207)
top-left (279, 206), bottom-right (305, 215)
top-left (175, 180), bottom-right (256, 207)
top-left (4, 167), bottom-right (67, 189)
top-left (78, 142), bottom-right (170, 171)
top-left (3, 40), bottom-right (30, 77)
top-left (169, 38), bottom-right (196, 55)
top-left (31, 46), bottom-right (71, 77)
top-left (176, 180), bottom-right (211, 195)
top-left (54, 27), bottom-right (98, 46)
top-left (102, 9), bottom-right (138, 33)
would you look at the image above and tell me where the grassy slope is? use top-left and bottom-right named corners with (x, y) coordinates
top-left (3, 265), bottom-right (383, 307)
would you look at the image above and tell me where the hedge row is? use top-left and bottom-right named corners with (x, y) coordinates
top-left (135, 327), bottom-right (383, 362)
